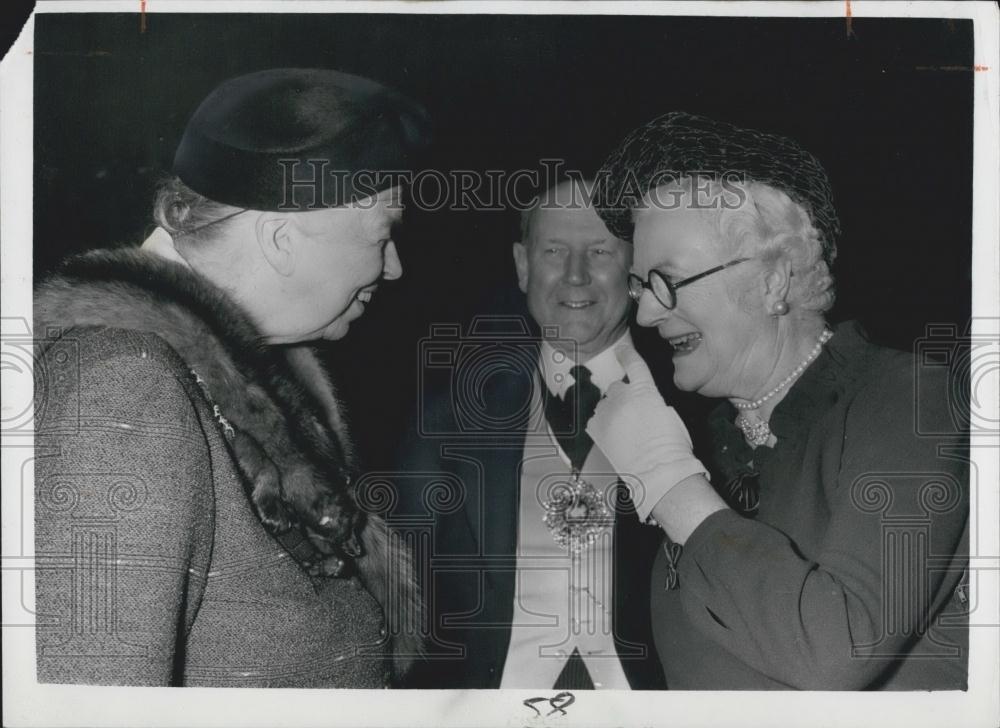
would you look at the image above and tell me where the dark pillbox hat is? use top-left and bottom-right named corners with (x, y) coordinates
top-left (173, 68), bottom-right (432, 211)
top-left (594, 111), bottom-right (840, 267)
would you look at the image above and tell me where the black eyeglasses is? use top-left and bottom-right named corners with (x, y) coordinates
top-left (628, 258), bottom-right (751, 310)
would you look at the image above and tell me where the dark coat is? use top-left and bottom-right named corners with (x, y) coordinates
top-left (396, 308), bottom-right (667, 689)
top-left (651, 322), bottom-right (969, 689)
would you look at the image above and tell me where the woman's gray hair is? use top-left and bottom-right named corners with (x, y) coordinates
top-left (720, 180), bottom-right (836, 314)
top-left (647, 177), bottom-right (837, 314)
top-left (152, 176), bottom-right (242, 241)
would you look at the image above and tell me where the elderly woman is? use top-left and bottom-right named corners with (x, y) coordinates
top-left (587, 112), bottom-right (969, 690)
top-left (33, 69), bottom-right (428, 687)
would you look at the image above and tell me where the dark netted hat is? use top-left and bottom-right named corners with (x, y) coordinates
top-left (594, 112), bottom-right (840, 265)
top-left (173, 68), bottom-right (432, 211)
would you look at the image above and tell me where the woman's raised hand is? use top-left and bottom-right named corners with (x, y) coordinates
top-left (586, 342), bottom-right (709, 522)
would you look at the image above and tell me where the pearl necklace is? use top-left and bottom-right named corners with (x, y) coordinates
top-left (733, 329), bottom-right (834, 411)
top-left (734, 328), bottom-right (833, 447)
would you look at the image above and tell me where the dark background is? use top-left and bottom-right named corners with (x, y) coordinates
top-left (33, 13), bottom-right (974, 469)
top-left (0, 0), bottom-right (34, 56)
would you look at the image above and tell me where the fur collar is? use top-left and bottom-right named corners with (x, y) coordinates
top-left (35, 247), bottom-right (422, 678)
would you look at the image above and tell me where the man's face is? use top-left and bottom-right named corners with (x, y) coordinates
top-left (270, 187), bottom-right (403, 343)
top-left (513, 200), bottom-right (632, 361)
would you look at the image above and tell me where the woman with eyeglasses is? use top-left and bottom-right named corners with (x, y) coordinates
top-left (585, 112), bottom-right (969, 690)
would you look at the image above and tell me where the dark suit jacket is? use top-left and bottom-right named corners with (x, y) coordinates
top-left (395, 311), bottom-right (666, 689)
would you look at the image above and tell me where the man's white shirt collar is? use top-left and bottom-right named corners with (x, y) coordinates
top-left (539, 330), bottom-right (632, 398)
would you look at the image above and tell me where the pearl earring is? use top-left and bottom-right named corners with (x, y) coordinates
top-left (771, 300), bottom-right (789, 316)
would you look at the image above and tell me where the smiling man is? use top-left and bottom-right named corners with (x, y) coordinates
top-left (402, 178), bottom-right (666, 690)
top-left (513, 179), bottom-right (633, 362)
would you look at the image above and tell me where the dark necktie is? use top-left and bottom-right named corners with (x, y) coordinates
top-left (544, 364), bottom-right (603, 689)
top-left (544, 364), bottom-right (602, 472)
top-left (553, 647), bottom-right (595, 690)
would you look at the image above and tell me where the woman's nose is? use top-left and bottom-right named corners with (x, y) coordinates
top-left (382, 240), bottom-right (403, 280)
top-left (635, 290), bottom-right (670, 327)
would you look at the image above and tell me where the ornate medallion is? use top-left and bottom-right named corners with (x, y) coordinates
top-left (542, 474), bottom-right (613, 553)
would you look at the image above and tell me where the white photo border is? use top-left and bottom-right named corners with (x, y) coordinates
top-left (2, 2), bottom-right (998, 727)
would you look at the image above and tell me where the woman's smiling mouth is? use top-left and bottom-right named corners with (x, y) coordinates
top-left (667, 331), bottom-right (703, 354)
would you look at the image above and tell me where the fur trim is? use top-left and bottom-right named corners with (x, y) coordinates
top-left (35, 248), bottom-right (422, 679)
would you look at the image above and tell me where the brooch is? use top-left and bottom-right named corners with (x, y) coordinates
top-left (726, 469), bottom-right (761, 516)
top-left (735, 411), bottom-right (772, 447)
top-left (542, 474), bottom-right (613, 553)
top-left (662, 541), bottom-right (682, 590)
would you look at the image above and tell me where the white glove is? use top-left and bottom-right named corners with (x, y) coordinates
top-left (586, 343), bottom-right (709, 522)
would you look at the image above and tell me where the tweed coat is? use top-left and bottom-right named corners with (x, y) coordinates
top-left (33, 247), bottom-right (420, 687)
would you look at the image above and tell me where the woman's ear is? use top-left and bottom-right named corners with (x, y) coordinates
top-left (762, 255), bottom-right (793, 313)
top-left (256, 213), bottom-right (295, 276)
